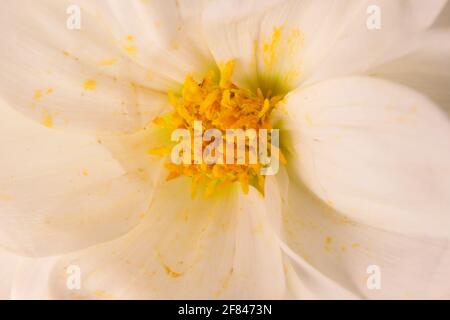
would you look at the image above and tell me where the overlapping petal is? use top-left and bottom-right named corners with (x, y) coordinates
top-left (276, 176), bottom-right (450, 299)
top-left (284, 76), bottom-right (450, 238)
top-left (371, 29), bottom-right (450, 117)
top-left (46, 179), bottom-right (287, 299)
top-left (92, 0), bottom-right (214, 91)
top-left (1, 0), bottom-right (449, 300)
top-left (203, 0), bottom-right (447, 92)
top-left (0, 249), bottom-right (19, 299)
top-left (0, 0), bottom-right (179, 133)
top-left (10, 256), bottom-right (59, 300)
top-left (0, 101), bottom-right (156, 256)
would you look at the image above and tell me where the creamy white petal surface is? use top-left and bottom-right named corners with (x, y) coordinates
top-left (0, 249), bottom-right (19, 299)
top-left (300, 0), bottom-right (447, 86)
top-left (0, 0), bottom-right (170, 133)
top-left (434, 1), bottom-right (450, 27)
top-left (204, 0), bottom-right (446, 91)
top-left (284, 76), bottom-right (450, 237)
top-left (90, 0), bottom-right (214, 92)
top-left (0, 0), bottom-right (449, 300)
top-left (44, 179), bottom-right (287, 299)
top-left (371, 30), bottom-right (450, 117)
top-left (203, 0), bottom-right (284, 91)
top-left (264, 174), bottom-right (360, 299)
top-left (276, 176), bottom-right (450, 299)
top-left (0, 101), bottom-right (155, 256)
top-left (10, 256), bottom-right (60, 300)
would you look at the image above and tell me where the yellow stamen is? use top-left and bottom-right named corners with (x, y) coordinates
top-left (153, 60), bottom-right (286, 196)
top-left (219, 60), bottom-right (236, 88)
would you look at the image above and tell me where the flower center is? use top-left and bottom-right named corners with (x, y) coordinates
top-left (151, 61), bottom-right (285, 197)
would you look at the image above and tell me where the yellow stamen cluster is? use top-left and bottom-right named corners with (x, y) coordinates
top-left (151, 61), bottom-right (285, 197)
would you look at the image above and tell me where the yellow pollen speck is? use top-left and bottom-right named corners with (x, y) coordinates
top-left (34, 88), bottom-right (54, 100)
top-left (94, 290), bottom-right (114, 299)
top-left (0, 193), bottom-right (12, 201)
top-left (34, 90), bottom-right (43, 100)
top-left (82, 169), bottom-right (89, 176)
top-left (139, 212), bottom-right (147, 220)
top-left (305, 113), bottom-right (313, 125)
top-left (252, 223), bottom-right (264, 234)
top-left (124, 45), bottom-right (138, 55)
top-left (42, 109), bottom-right (53, 128)
top-left (263, 26), bottom-right (282, 68)
top-left (164, 265), bottom-right (183, 278)
top-left (83, 79), bottom-right (97, 90)
top-left (170, 40), bottom-right (179, 50)
top-left (99, 59), bottom-right (117, 66)
top-left (287, 28), bottom-right (304, 57)
top-left (62, 50), bottom-right (80, 61)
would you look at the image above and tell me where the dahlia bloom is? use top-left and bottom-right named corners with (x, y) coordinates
top-left (0, 0), bottom-right (449, 299)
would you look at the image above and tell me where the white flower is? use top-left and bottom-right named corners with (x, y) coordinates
top-left (0, 0), bottom-right (449, 299)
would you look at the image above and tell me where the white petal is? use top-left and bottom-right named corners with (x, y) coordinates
top-left (0, 0), bottom-right (169, 133)
top-left (204, 0), bottom-right (446, 91)
top-left (371, 30), bottom-right (450, 117)
top-left (92, 0), bottom-right (214, 89)
top-left (47, 179), bottom-right (287, 299)
top-left (11, 256), bottom-right (60, 300)
top-left (434, 1), bottom-right (450, 27)
top-left (202, 0), bottom-right (284, 91)
top-left (0, 101), bottom-right (156, 256)
top-left (0, 249), bottom-right (20, 299)
top-left (303, 0), bottom-right (447, 85)
top-left (284, 76), bottom-right (450, 237)
top-left (265, 173), bottom-right (360, 299)
top-left (279, 175), bottom-right (450, 299)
